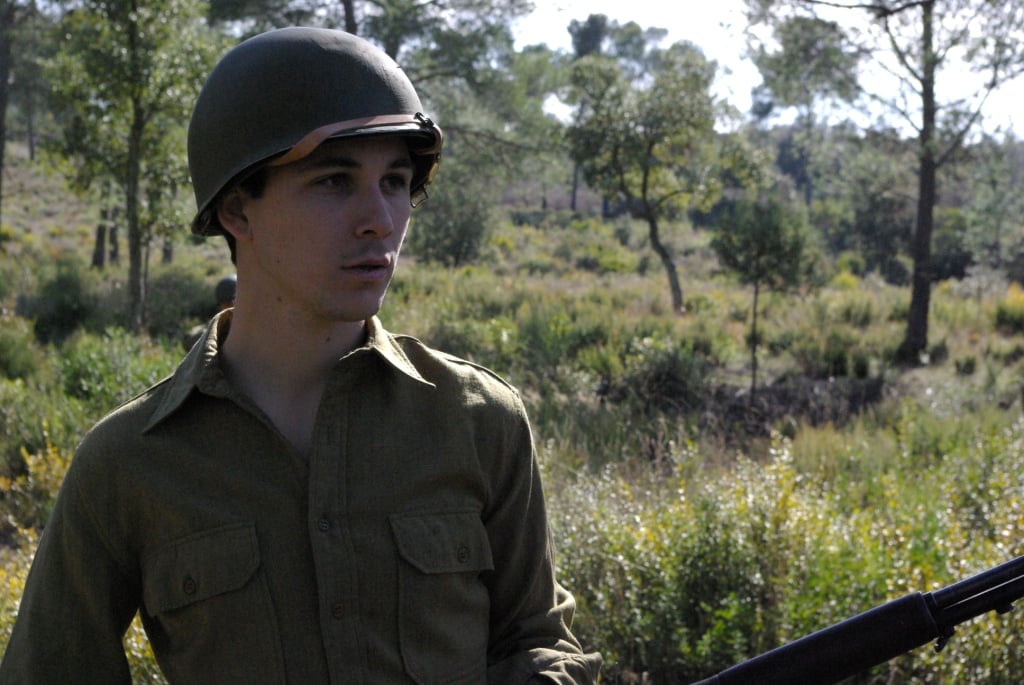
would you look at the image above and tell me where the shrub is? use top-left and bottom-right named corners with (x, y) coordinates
top-left (21, 257), bottom-right (99, 343)
top-left (835, 251), bottom-right (866, 277)
top-left (837, 295), bottom-right (874, 328)
top-left (830, 270), bottom-right (860, 291)
top-left (851, 351), bottom-right (871, 379)
top-left (407, 161), bottom-right (493, 267)
top-left (609, 336), bottom-right (712, 413)
top-left (0, 314), bottom-right (43, 381)
top-left (0, 379), bottom-right (90, 483)
top-left (0, 437), bottom-right (74, 531)
top-left (57, 328), bottom-right (178, 416)
top-left (994, 282), bottom-right (1024, 333)
top-left (145, 265), bottom-right (223, 340)
top-left (791, 329), bottom-right (856, 379)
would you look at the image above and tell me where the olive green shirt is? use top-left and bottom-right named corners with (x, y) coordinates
top-left (1, 313), bottom-right (600, 684)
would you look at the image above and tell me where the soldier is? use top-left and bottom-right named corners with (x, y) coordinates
top-left (182, 274), bottom-right (236, 351)
top-left (1, 27), bottom-right (601, 684)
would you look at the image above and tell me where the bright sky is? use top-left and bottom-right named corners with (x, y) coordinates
top-left (511, 0), bottom-right (1023, 137)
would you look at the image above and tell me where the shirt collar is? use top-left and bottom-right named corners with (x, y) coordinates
top-left (361, 316), bottom-right (432, 386)
top-left (144, 312), bottom-right (431, 433)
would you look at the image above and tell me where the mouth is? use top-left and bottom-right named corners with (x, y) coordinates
top-left (341, 255), bottom-right (393, 277)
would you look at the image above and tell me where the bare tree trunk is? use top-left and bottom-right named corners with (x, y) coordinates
top-left (570, 163), bottom-right (579, 212)
top-left (898, 1), bottom-right (937, 364)
top-left (750, 281), bottom-right (760, 401)
top-left (91, 207), bottom-right (108, 269)
top-left (109, 218), bottom-right (120, 264)
top-left (341, 0), bottom-right (356, 34)
top-left (0, 2), bottom-right (15, 229)
top-left (647, 214), bottom-right (684, 313)
top-left (124, 2), bottom-right (147, 331)
top-left (126, 119), bottom-right (145, 331)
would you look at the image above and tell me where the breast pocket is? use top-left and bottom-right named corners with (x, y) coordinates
top-left (390, 511), bottom-right (495, 685)
top-left (141, 523), bottom-right (285, 685)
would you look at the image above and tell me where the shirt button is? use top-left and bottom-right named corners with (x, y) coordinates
top-left (182, 575), bottom-right (197, 596)
top-left (317, 517), bottom-right (331, 532)
top-left (331, 603), bottom-right (344, 620)
top-left (457, 545), bottom-right (470, 564)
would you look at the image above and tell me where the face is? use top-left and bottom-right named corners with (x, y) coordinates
top-left (219, 135), bottom-right (414, 327)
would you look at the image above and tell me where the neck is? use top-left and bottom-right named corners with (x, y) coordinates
top-left (219, 305), bottom-right (368, 457)
top-left (225, 305), bottom-right (367, 380)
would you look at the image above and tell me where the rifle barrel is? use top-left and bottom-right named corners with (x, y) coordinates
top-left (692, 592), bottom-right (939, 685)
top-left (693, 554), bottom-right (1024, 685)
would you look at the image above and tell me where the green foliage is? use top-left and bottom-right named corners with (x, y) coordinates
top-left (145, 263), bottom-right (224, 340)
top-left (994, 283), bottom-right (1024, 333)
top-left (46, 0), bottom-right (224, 328)
top-left (567, 38), bottom-right (767, 311)
top-left (835, 250), bottom-right (865, 277)
top-left (57, 328), bottom-right (178, 416)
top-left (0, 314), bottom-right (43, 381)
top-left (609, 335), bottom-right (713, 413)
top-left (21, 256), bottom-right (100, 343)
top-left (0, 378), bottom-right (88, 480)
top-left (712, 194), bottom-right (818, 293)
top-left (553, 412), bottom-right (1024, 683)
top-left (407, 159), bottom-right (494, 267)
top-left (752, 15), bottom-right (861, 112)
top-left (791, 328), bottom-right (856, 378)
top-left (1, 437), bottom-right (74, 532)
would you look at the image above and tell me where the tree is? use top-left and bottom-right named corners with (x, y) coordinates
top-left (8, 7), bottom-right (55, 162)
top-left (747, 0), bottom-right (1024, 363)
top-left (965, 133), bottom-right (1024, 273)
top-left (407, 156), bottom-right (493, 267)
top-left (0, 0), bottom-right (44, 228)
top-left (838, 127), bottom-right (917, 279)
top-left (47, 0), bottom-right (223, 330)
top-left (568, 40), bottom-right (763, 313)
top-left (712, 193), bottom-right (818, 398)
top-left (750, 14), bottom-right (862, 205)
top-left (206, 0), bottom-right (531, 68)
top-left (564, 15), bottom-right (669, 212)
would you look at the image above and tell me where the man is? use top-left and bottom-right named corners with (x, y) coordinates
top-left (0, 27), bottom-right (601, 684)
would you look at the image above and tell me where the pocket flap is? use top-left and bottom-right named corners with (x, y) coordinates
top-left (142, 522), bottom-right (260, 614)
top-left (390, 511), bottom-right (494, 574)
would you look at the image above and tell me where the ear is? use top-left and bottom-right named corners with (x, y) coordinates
top-left (216, 189), bottom-right (252, 243)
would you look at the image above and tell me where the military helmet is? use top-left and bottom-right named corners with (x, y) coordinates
top-left (187, 27), bottom-right (443, 236)
top-left (214, 274), bottom-right (237, 305)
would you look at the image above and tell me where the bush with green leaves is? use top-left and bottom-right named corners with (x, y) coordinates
top-left (0, 314), bottom-right (43, 381)
top-left (994, 282), bottom-right (1024, 334)
top-left (57, 327), bottom-right (178, 416)
top-left (20, 256), bottom-right (100, 343)
top-left (145, 263), bottom-right (227, 340)
top-left (547, 412), bottom-right (1024, 683)
top-left (0, 378), bottom-right (90, 484)
top-left (406, 160), bottom-right (493, 267)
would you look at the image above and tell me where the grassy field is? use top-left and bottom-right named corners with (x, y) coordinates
top-left (3, 144), bottom-right (1024, 682)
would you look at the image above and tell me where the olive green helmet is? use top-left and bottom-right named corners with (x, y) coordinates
top-left (188, 27), bottom-right (443, 236)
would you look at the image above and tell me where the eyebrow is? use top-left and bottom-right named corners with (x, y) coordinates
top-left (298, 153), bottom-right (414, 172)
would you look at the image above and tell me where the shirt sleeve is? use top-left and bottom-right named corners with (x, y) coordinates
top-left (0, 452), bottom-right (140, 684)
top-left (481, 396), bottom-right (602, 684)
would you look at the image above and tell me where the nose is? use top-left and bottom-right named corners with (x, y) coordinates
top-left (354, 186), bottom-right (396, 238)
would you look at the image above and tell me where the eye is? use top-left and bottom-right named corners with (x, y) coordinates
top-left (315, 172), bottom-right (354, 191)
top-left (382, 171), bottom-right (412, 194)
